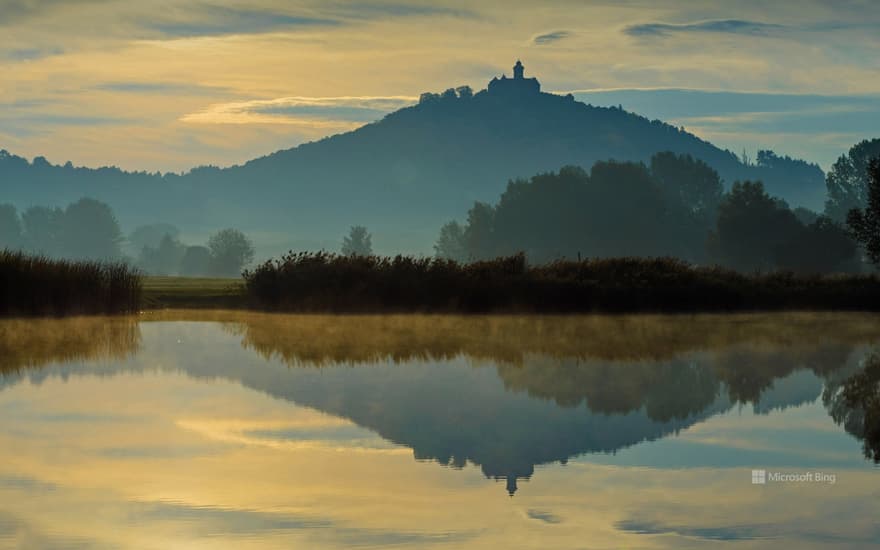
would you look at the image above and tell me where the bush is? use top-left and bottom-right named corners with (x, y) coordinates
top-left (244, 252), bottom-right (880, 313)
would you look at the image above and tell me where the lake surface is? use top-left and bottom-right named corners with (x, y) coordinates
top-left (1, 311), bottom-right (878, 549)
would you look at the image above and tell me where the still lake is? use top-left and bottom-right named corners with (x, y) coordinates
top-left (1, 311), bottom-right (878, 549)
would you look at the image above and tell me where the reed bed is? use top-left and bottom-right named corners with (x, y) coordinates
top-left (0, 249), bottom-right (141, 316)
top-left (243, 252), bottom-right (880, 313)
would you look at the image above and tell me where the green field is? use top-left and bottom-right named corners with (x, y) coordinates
top-left (142, 276), bottom-right (247, 309)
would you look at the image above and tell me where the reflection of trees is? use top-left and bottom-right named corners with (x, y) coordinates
top-left (496, 357), bottom-right (720, 422)
top-left (0, 316), bottom-right (140, 376)
top-left (195, 310), bottom-right (880, 367)
top-left (825, 353), bottom-right (880, 463)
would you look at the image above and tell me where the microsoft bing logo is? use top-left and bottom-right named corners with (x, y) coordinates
top-left (751, 469), bottom-right (766, 484)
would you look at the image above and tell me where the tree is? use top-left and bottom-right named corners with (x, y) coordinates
top-left (650, 152), bottom-right (723, 226)
top-left (138, 233), bottom-right (185, 275)
top-left (463, 202), bottom-right (495, 260)
top-left (825, 139), bottom-right (880, 222)
top-left (341, 226), bottom-right (373, 256)
top-left (208, 228), bottom-right (255, 277)
top-left (21, 206), bottom-right (63, 256)
top-left (59, 198), bottom-right (123, 260)
top-left (0, 204), bottom-right (23, 250)
top-left (847, 158), bottom-right (880, 266)
top-left (128, 223), bottom-right (180, 256)
top-left (180, 245), bottom-right (212, 276)
top-left (434, 221), bottom-right (467, 261)
top-left (775, 217), bottom-right (857, 274)
top-left (708, 181), bottom-right (802, 271)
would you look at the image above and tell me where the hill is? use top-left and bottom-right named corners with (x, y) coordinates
top-left (0, 62), bottom-right (826, 255)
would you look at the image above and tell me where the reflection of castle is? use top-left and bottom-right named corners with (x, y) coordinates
top-left (488, 60), bottom-right (541, 96)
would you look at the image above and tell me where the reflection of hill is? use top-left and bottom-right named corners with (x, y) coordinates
top-left (2, 312), bottom-right (878, 494)
top-left (0, 316), bottom-right (140, 376)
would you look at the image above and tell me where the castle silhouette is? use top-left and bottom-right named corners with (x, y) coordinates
top-left (488, 60), bottom-right (541, 96)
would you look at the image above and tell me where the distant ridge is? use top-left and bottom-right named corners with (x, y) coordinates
top-left (0, 61), bottom-right (825, 254)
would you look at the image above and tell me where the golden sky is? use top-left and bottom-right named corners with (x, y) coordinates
top-left (2, 0), bottom-right (879, 171)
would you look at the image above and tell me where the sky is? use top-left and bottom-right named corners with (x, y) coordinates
top-left (1, 0), bottom-right (879, 172)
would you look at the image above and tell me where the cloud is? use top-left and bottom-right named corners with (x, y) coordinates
top-left (0, 0), bottom-right (111, 25)
top-left (625, 19), bottom-right (787, 37)
top-left (182, 95), bottom-right (417, 126)
top-left (533, 31), bottom-right (569, 45)
top-left (3, 113), bottom-right (137, 127)
top-left (4, 47), bottom-right (64, 61)
top-left (526, 509), bottom-right (562, 523)
top-left (615, 518), bottom-right (766, 541)
top-left (323, 1), bottom-right (477, 20)
top-left (95, 81), bottom-right (232, 96)
top-left (147, 6), bottom-right (341, 38)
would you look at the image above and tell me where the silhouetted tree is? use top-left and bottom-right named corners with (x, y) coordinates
top-left (138, 233), bottom-right (185, 275)
top-left (847, 158), bottom-right (880, 266)
top-left (463, 202), bottom-right (496, 260)
top-left (775, 217), bottom-right (857, 273)
top-left (0, 204), bottom-right (23, 250)
top-left (650, 152), bottom-right (723, 226)
top-left (434, 221), bottom-right (467, 261)
top-left (180, 245), bottom-right (212, 276)
top-left (342, 226), bottom-right (373, 256)
top-left (59, 198), bottom-right (123, 260)
top-left (793, 207), bottom-right (820, 226)
top-left (826, 139), bottom-right (880, 222)
top-left (456, 85), bottom-right (473, 99)
top-left (128, 223), bottom-right (180, 256)
top-left (21, 206), bottom-right (63, 257)
top-left (581, 160), bottom-right (667, 258)
top-left (208, 228), bottom-right (255, 277)
top-left (708, 181), bottom-right (801, 271)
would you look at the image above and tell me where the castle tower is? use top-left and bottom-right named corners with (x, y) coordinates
top-left (487, 60), bottom-right (540, 95)
top-left (513, 60), bottom-right (524, 80)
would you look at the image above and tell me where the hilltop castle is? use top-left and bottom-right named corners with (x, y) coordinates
top-left (488, 60), bottom-right (541, 96)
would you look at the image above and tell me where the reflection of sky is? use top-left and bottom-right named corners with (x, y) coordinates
top-left (3, 1), bottom-right (880, 171)
top-left (0, 318), bottom-right (878, 548)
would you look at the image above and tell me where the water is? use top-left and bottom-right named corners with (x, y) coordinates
top-left (1, 312), bottom-right (878, 549)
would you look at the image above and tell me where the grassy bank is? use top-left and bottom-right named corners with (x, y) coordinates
top-left (142, 276), bottom-right (246, 309)
top-left (0, 249), bottom-right (140, 316)
top-left (243, 252), bottom-right (880, 313)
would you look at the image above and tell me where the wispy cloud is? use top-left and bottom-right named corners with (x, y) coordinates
top-left (533, 30), bottom-right (569, 45)
top-left (96, 81), bottom-right (232, 96)
top-left (625, 19), bottom-right (786, 37)
top-left (182, 96), bottom-right (417, 126)
top-left (4, 46), bottom-right (64, 61)
top-left (148, 6), bottom-right (341, 38)
top-left (323, 1), bottom-right (477, 20)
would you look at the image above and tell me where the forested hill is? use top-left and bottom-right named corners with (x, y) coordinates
top-left (0, 86), bottom-right (825, 254)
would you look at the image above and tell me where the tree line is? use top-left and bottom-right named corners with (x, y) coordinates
top-left (0, 198), bottom-right (255, 277)
top-left (435, 139), bottom-right (880, 273)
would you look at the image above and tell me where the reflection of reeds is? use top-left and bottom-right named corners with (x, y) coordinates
top-left (145, 309), bottom-right (880, 367)
top-left (243, 253), bottom-right (880, 313)
top-left (0, 316), bottom-right (141, 375)
top-left (1, 250), bottom-right (141, 316)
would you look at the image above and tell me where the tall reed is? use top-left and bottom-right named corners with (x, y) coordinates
top-left (0, 249), bottom-right (141, 316)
